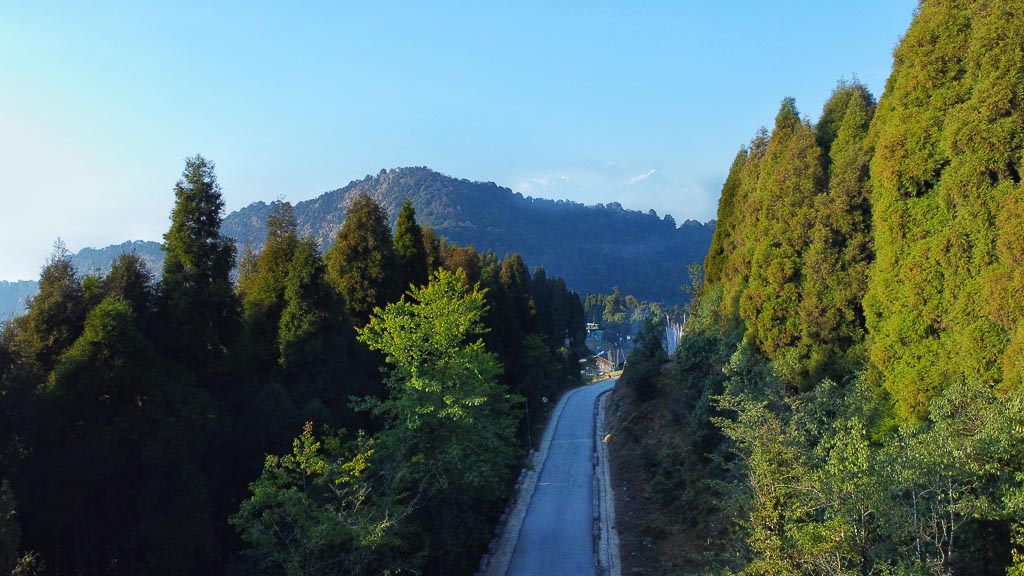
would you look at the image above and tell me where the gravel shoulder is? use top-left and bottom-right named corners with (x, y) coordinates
top-left (595, 387), bottom-right (621, 576)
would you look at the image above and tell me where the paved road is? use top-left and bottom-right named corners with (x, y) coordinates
top-left (507, 379), bottom-right (616, 576)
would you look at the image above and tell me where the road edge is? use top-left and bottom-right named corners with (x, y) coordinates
top-left (594, 386), bottom-right (621, 576)
top-left (483, 383), bottom-right (581, 576)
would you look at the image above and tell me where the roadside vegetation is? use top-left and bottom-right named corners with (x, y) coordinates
top-left (613, 2), bottom-right (1024, 573)
top-left (0, 160), bottom-right (588, 575)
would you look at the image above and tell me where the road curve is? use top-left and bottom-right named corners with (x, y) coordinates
top-left (506, 378), bottom-right (616, 576)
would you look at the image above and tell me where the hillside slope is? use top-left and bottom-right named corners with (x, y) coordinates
top-left (2, 167), bottom-right (714, 319)
top-left (223, 167), bottom-right (713, 304)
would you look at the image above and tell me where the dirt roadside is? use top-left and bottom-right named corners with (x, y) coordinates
top-left (604, 379), bottom-right (735, 575)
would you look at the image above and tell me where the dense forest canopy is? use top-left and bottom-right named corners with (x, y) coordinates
top-left (0, 159), bottom-right (589, 575)
top-left (612, 1), bottom-right (1024, 573)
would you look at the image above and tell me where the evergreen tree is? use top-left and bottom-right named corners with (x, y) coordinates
top-left (548, 278), bottom-right (572, 350)
top-left (584, 293), bottom-right (606, 324)
top-left (421, 225), bottom-right (443, 275)
top-left (739, 98), bottom-right (825, 373)
top-left (104, 252), bottom-right (156, 322)
top-left (866, 0), bottom-right (1024, 419)
top-left (279, 238), bottom-right (364, 427)
top-left (160, 155), bottom-right (239, 370)
top-left (158, 156), bottom-right (242, 571)
top-left (704, 149), bottom-right (748, 285)
top-left (324, 193), bottom-right (399, 326)
top-left (19, 296), bottom-right (215, 575)
top-left (815, 79), bottom-right (874, 161)
top-left (603, 287), bottom-right (627, 338)
top-left (235, 244), bottom-right (259, 298)
top-left (239, 200), bottom-right (299, 370)
top-left (488, 254), bottom-right (542, 398)
top-left (531, 267), bottom-right (551, 331)
top-left (20, 241), bottom-right (86, 375)
top-left (499, 254), bottom-right (534, 339)
top-left (567, 288), bottom-right (588, 357)
top-left (720, 128), bottom-right (769, 328)
top-left (534, 267), bottom-right (573, 351)
top-left (393, 199), bottom-right (429, 292)
top-left (799, 81), bottom-right (876, 384)
top-left (621, 316), bottom-right (668, 400)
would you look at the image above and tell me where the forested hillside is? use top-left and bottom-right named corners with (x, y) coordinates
top-left (0, 158), bottom-right (588, 575)
top-left (223, 166), bottom-right (714, 304)
top-left (1, 168), bottom-right (712, 320)
top-left (613, 1), bottom-right (1024, 573)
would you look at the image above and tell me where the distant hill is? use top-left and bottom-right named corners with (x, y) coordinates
top-left (0, 281), bottom-right (39, 322)
top-left (69, 240), bottom-right (166, 278)
top-left (1, 167), bottom-right (714, 320)
top-left (223, 167), bottom-right (714, 304)
top-left (0, 241), bottom-right (165, 320)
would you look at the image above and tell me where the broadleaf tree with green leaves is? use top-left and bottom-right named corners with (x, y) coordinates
top-left (358, 267), bottom-right (520, 574)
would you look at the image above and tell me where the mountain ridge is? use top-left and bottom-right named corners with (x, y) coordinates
top-left (1, 167), bottom-right (714, 318)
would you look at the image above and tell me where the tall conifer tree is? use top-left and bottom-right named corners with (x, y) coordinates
top-left (20, 241), bottom-right (86, 375)
top-left (160, 155), bottom-right (239, 369)
top-left (393, 199), bottom-right (429, 292)
top-left (279, 237), bottom-right (364, 426)
top-left (739, 99), bottom-right (824, 369)
top-left (239, 200), bottom-right (299, 369)
top-left (324, 193), bottom-right (399, 326)
top-left (866, 0), bottom-right (1024, 419)
top-left (704, 149), bottom-right (748, 285)
top-left (799, 82), bottom-right (875, 383)
top-left (719, 128), bottom-right (769, 327)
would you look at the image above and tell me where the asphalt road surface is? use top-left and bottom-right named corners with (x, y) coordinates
top-left (507, 378), bottom-right (616, 576)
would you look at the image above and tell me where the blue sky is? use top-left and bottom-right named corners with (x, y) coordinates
top-left (0, 1), bottom-right (917, 281)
